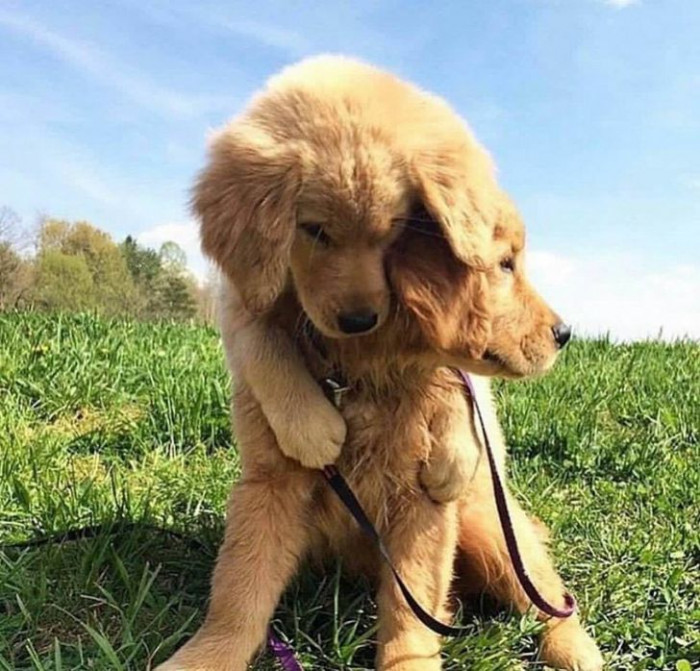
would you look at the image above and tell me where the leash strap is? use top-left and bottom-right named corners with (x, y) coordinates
top-left (322, 464), bottom-right (472, 637)
top-left (267, 631), bottom-right (303, 671)
top-left (268, 369), bottom-right (575, 670)
top-left (452, 369), bottom-right (576, 619)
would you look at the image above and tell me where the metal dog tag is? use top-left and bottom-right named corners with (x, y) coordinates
top-left (320, 376), bottom-right (350, 409)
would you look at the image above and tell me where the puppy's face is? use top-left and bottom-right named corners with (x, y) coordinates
top-left (389, 195), bottom-right (567, 378)
top-left (477, 202), bottom-right (568, 377)
top-left (289, 150), bottom-right (409, 339)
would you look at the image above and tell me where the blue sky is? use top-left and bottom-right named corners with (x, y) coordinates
top-left (1, 0), bottom-right (698, 339)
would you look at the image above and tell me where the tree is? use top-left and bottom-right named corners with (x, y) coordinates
top-left (33, 218), bottom-right (138, 316)
top-left (154, 271), bottom-right (197, 320)
top-left (151, 241), bottom-right (197, 320)
top-left (196, 266), bottom-right (220, 325)
top-left (0, 207), bottom-right (32, 309)
top-left (159, 240), bottom-right (188, 272)
top-left (0, 242), bottom-right (22, 309)
top-left (32, 249), bottom-right (97, 312)
top-left (120, 236), bottom-right (160, 285)
top-left (119, 237), bottom-right (199, 321)
top-left (0, 206), bottom-right (21, 243)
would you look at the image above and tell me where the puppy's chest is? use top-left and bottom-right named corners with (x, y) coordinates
top-left (333, 394), bottom-right (432, 508)
top-left (341, 400), bottom-right (431, 476)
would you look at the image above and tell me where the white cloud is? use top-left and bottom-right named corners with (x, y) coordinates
top-left (0, 9), bottom-right (234, 118)
top-left (603, 0), bottom-right (640, 7)
top-left (681, 175), bottom-right (700, 191)
top-left (528, 250), bottom-right (700, 341)
top-left (137, 221), bottom-right (210, 282)
top-left (527, 250), bottom-right (577, 285)
top-left (137, 221), bottom-right (198, 249)
top-left (218, 19), bottom-right (309, 56)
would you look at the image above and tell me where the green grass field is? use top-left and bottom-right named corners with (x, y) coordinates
top-left (1, 312), bottom-right (698, 671)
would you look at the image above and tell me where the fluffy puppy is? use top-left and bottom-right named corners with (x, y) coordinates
top-left (157, 56), bottom-right (604, 671)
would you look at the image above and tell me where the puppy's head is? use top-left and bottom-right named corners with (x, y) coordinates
top-left (193, 57), bottom-right (490, 339)
top-left (194, 56), bottom-right (568, 377)
top-left (194, 115), bottom-right (402, 338)
top-left (389, 190), bottom-right (568, 378)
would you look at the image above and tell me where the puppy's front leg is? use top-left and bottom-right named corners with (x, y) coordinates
top-left (155, 468), bottom-right (315, 671)
top-left (229, 320), bottom-right (346, 469)
top-left (375, 497), bottom-right (458, 671)
top-left (420, 392), bottom-right (476, 504)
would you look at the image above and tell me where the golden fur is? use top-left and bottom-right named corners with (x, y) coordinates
top-left (156, 56), bottom-right (604, 671)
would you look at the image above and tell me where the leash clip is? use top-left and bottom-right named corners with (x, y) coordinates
top-left (320, 376), bottom-right (350, 409)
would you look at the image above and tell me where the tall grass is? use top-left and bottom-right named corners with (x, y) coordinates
top-left (1, 312), bottom-right (698, 670)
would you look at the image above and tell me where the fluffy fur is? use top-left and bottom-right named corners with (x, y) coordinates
top-left (156, 56), bottom-right (604, 671)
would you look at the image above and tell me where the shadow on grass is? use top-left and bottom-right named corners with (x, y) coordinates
top-left (1, 522), bottom-right (528, 670)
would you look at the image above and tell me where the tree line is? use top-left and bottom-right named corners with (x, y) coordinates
top-left (0, 206), bottom-right (216, 322)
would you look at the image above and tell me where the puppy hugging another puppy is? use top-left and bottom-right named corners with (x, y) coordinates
top-left (157, 56), bottom-right (604, 671)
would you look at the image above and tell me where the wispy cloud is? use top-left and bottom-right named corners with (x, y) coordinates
top-left (603, 0), bottom-right (640, 8)
top-left (529, 250), bottom-right (700, 341)
top-left (681, 175), bottom-right (700, 190)
top-left (123, 3), bottom-right (309, 57)
top-left (1, 125), bottom-right (118, 210)
top-left (217, 19), bottom-right (310, 56)
top-left (0, 9), bottom-right (233, 118)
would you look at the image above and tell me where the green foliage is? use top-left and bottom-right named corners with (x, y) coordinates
top-left (120, 236), bottom-right (160, 286)
top-left (32, 249), bottom-right (98, 311)
top-left (0, 312), bottom-right (698, 670)
top-left (33, 219), bottom-right (138, 316)
top-left (159, 240), bottom-right (188, 272)
top-left (119, 236), bottom-right (199, 321)
top-left (1, 210), bottom-right (203, 322)
top-left (0, 242), bottom-right (22, 308)
top-left (0, 206), bottom-right (31, 309)
top-left (151, 270), bottom-right (197, 321)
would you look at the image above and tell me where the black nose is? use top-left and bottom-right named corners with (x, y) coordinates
top-left (552, 322), bottom-right (572, 349)
top-left (337, 309), bottom-right (378, 334)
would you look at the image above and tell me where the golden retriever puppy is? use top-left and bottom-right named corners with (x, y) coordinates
top-left (157, 56), bottom-right (604, 671)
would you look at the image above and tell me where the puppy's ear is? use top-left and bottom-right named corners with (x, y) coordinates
top-left (409, 150), bottom-right (497, 269)
top-left (193, 123), bottom-right (300, 313)
top-left (388, 217), bottom-right (490, 359)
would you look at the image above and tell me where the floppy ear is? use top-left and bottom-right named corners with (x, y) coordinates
top-left (409, 148), bottom-right (497, 270)
top-left (388, 216), bottom-right (490, 359)
top-left (192, 123), bottom-right (300, 313)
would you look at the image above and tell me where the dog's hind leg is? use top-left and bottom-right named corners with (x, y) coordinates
top-left (456, 487), bottom-right (604, 671)
top-left (375, 498), bottom-right (458, 671)
top-left (155, 469), bottom-right (315, 671)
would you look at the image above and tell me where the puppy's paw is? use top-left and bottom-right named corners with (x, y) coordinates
top-left (153, 662), bottom-right (189, 671)
top-left (154, 653), bottom-right (209, 671)
top-left (420, 451), bottom-right (471, 503)
top-left (539, 620), bottom-right (604, 671)
top-left (154, 656), bottom-right (229, 671)
top-left (266, 391), bottom-right (346, 469)
top-left (153, 635), bottom-right (246, 671)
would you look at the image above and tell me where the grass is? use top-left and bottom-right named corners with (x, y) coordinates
top-left (0, 311), bottom-right (698, 671)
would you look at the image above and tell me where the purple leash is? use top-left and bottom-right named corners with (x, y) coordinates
top-left (268, 369), bottom-right (575, 669)
top-left (453, 369), bottom-right (576, 619)
top-left (267, 631), bottom-right (303, 671)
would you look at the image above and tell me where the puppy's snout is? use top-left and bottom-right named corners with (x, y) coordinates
top-left (337, 309), bottom-right (378, 335)
top-left (552, 322), bottom-right (572, 349)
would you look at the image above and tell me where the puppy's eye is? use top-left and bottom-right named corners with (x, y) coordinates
top-left (299, 223), bottom-right (331, 246)
top-left (500, 257), bottom-right (515, 273)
